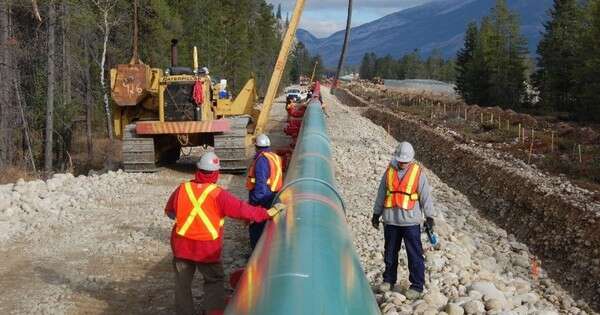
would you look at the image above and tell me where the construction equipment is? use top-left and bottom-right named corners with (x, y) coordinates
top-left (110, 0), bottom-right (301, 172)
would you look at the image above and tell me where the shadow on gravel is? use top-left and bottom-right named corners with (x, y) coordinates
top-left (34, 256), bottom-right (175, 315)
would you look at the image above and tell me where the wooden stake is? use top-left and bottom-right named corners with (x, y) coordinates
top-left (528, 129), bottom-right (535, 164)
top-left (443, 104), bottom-right (446, 114)
top-left (551, 132), bottom-right (554, 153)
top-left (578, 144), bottom-right (582, 163)
top-left (491, 113), bottom-right (494, 123)
top-left (507, 119), bottom-right (510, 130)
top-left (480, 112), bottom-right (483, 124)
top-left (465, 108), bottom-right (468, 120)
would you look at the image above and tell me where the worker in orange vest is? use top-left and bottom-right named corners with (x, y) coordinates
top-left (165, 151), bottom-right (286, 315)
top-left (246, 134), bottom-right (284, 250)
top-left (371, 142), bottom-right (436, 300)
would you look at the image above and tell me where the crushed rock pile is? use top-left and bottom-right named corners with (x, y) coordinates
top-left (0, 171), bottom-right (154, 244)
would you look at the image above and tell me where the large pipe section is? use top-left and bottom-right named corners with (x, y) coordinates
top-left (225, 84), bottom-right (380, 315)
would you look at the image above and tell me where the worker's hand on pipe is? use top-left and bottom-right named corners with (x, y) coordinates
top-left (371, 214), bottom-right (381, 230)
top-left (267, 203), bottom-right (287, 217)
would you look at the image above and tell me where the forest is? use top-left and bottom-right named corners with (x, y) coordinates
top-left (456, 0), bottom-right (600, 121)
top-left (358, 49), bottom-right (457, 83)
top-left (0, 0), bottom-right (291, 177)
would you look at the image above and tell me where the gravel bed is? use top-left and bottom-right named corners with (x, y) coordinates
top-left (322, 86), bottom-right (596, 315)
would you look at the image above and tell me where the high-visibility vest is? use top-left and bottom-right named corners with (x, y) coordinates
top-left (246, 151), bottom-right (283, 192)
top-left (174, 182), bottom-right (224, 241)
top-left (384, 163), bottom-right (421, 210)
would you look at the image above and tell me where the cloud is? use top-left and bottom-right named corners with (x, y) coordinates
top-left (268, 0), bottom-right (440, 36)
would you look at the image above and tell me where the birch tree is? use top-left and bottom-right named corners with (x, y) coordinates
top-left (92, 0), bottom-right (117, 140)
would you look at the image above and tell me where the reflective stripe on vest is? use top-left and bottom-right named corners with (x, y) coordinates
top-left (384, 163), bottom-right (421, 210)
top-left (176, 183), bottom-right (222, 239)
top-left (246, 152), bottom-right (283, 192)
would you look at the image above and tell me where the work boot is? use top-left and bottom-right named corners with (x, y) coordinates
top-left (404, 288), bottom-right (424, 300)
top-left (378, 282), bottom-right (393, 293)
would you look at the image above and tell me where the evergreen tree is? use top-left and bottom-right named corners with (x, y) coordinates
top-left (488, 0), bottom-right (528, 108)
top-left (289, 41), bottom-right (311, 82)
top-left (401, 50), bottom-right (424, 79)
top-left (534, 0), bottom-right (584, 112)
top-left (455, 0), bottom-right (528, 108)
top-left (276, 3), bottom-right (282, 20)
top-left (456, 22), bottom-right (481, 104)
top-left (374, 55), bottom-right (395, 79)
top-left (574, 0), bottom-right (600, 121)
top-left (425, 49), bottom-right (444, 81)
top-left (359, 53), bottom-right (376, 80)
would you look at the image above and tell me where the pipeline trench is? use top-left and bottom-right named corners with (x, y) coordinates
top-left (0, 87), bottom-right (597, 314)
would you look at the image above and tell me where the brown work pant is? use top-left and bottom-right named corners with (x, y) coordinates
top-left (172, 257), bottom-right (226, 315)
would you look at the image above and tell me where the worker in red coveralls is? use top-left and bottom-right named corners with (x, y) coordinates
top-left (165, 151), bottom-right (286, 315)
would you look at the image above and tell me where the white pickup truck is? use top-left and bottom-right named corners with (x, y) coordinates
top-left (286, 88), bottom-right (307, 102)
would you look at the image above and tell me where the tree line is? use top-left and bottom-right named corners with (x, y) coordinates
top-left (533, 0), bottom-right (600, 121)
top-left (0, 0), bottom-right (285, 175)
top-left (288, 41), bottom-right (325, 84)
top-left (455, 0), bottom-right (529, 109)
top-left (456, 0), bottom-right (600, 122)
top-left (358, 49), bottom-right (457, 83)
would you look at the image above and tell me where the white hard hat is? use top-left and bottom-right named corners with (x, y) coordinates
top-left (255, 134), bottom-right (271, 147)
top-left (393, 142), bottom-right (415, 163)
top-left (196, 151), bottom-right (220, 171)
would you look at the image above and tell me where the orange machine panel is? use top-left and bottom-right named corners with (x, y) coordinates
top-left (135, 120), bottom-right (230, 135)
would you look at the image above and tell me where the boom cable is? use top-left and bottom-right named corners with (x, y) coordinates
top-left (332, 0), bottom-right (353, 90)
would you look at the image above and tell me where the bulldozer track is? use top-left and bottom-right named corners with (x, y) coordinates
top-left (214, 117), bottom-right (251, 172)
top-left (122, 124), bottom-right (159, 173)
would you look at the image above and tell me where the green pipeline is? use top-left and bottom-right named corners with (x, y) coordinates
top-left (225, 98), bottom-right (380, 315)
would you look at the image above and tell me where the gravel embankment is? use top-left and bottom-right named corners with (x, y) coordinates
top-left (0, 168), bottom-right (251, 314)
top-left (322, 86), bottom-right (596, 315)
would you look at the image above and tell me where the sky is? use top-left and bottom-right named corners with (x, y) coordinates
top-left (267, 0), bottom-right (441, 37)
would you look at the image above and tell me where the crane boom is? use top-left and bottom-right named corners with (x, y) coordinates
top-left (254, 0), bottom-right (306, 136)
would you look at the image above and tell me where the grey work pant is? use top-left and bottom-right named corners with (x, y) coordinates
top-left (172, 257), bottom-right (226, 315)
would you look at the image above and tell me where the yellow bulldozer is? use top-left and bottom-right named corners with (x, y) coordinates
top-left (110, 40), bottom-right (260, 172)
top-left (109, 0), bottom-right (303, 172)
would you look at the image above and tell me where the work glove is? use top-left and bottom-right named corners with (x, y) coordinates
top-left (267, 203), bottom-right (287, 217)
top-left (371, 214), bottom-right (381, 230)
top-left (424, 217), bottom-right (435, 231)
top-left (166, 211), bottom-right (176, 220)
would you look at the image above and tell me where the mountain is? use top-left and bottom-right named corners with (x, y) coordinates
top-left (297, 0), bottom-right (553, 66)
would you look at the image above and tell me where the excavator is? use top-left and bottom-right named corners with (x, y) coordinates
top-left (109, 1), bottom-right (304, 172)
